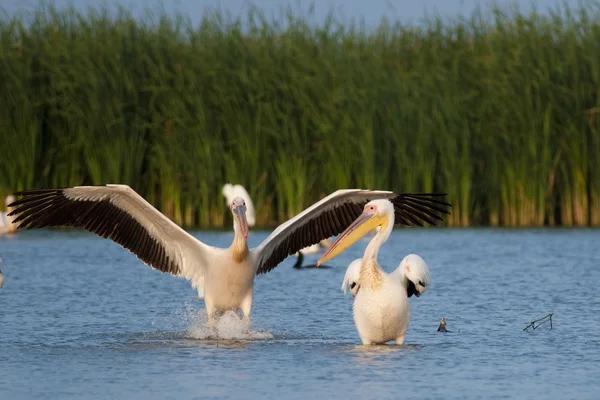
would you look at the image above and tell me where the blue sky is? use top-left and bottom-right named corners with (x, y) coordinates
top-left (1, 0), bottom-right (587, 27)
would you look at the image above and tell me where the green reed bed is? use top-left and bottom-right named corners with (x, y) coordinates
top-left (1, 2), bottom-right (600, 227)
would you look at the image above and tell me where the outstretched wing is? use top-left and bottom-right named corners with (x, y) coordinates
top-left (253, 189), bottom-right (451, 275)
top-left (8, 184), bottom-right (212, 295)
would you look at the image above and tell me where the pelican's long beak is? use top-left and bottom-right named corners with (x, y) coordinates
top-left (233, 205), bottom-right (249, 239)
top-left (316, 211), bottom-right (387, 266)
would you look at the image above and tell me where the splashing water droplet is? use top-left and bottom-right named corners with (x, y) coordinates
top-left (185, 310), bottom-right (274, 341)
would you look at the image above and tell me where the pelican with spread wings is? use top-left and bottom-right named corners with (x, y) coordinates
top-left (8, 185), bottom-right (450, 326)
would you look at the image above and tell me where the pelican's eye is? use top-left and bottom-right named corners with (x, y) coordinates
top-left (350, 282), bottom-right (357, 289)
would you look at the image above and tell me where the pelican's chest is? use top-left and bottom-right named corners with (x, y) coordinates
top-left (353, 282), bottom-right (410, 342)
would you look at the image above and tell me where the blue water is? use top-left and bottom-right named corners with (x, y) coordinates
top-left (1, 228), bottom-right (599, 399)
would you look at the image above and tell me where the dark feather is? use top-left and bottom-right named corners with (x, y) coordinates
top-left (8, 189), bottom-right (179, 275)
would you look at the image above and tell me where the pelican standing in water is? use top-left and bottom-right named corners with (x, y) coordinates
top-left (317, 199), bottom-right (435, 345)
top-left (8, 186), bottom-right (449, 327)
top-left (0, 195), bottom-right (17, 235)
top-left (222, 183), bottom-right (332, 268)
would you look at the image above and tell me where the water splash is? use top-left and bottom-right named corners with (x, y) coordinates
top-left (185, 309), bottom-right (274, 341)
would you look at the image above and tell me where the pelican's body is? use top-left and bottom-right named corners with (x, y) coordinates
top-left (0, 195), bottom-right (17, 235)
top-left (350, 260), bottom-right (411, 344)
top-left (318, 200), bottom-right (433, 345)
top-left (297, 239), bottom-right (331, 256)
top-left (9, 186), bottom-right (448, 329)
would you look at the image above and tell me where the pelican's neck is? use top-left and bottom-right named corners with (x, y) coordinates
top-left (359, 214), bottom-right (393, 290)
top-left (363, 216), bottom-right (393, 263)
top-left (230, 222), bottom-right (249, 263)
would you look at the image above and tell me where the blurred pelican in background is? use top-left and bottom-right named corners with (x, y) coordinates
top-left (0, 195), bottom-right (17, 235)
top-left (293, 239), bottom-right (333, 269)
top-left (222, 184), bottom-right (256, 227)
top-left (317, 199), bottom-right (434, 345)
top-left (222, 183), bottom-right (333, 268)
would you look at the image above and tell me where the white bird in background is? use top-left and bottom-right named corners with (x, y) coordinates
top-left (222, 183), bottom-right (333, 268)
top-left (222, 184), bottom-right (256, 227)
top-left (292, 239), bottom-right (333, 269)
top-left (8, 186), bottom-right (449, 328)
top-left (0, 195), bottom-right (17, 235)
top-left (317, 199), bottom-right (433, 345)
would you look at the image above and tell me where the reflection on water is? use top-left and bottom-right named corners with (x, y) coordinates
top-left (343, 342), bottom-right (421, 367)
top-left (1, 228), bottom-right (600, 399)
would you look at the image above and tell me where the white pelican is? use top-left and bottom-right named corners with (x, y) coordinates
top-left (8, 186), bottom-right (449, 327)
top-left (222, 183), bottom-right (256, 227)
top-left (0, 195), bottom-right (17, 235)
top-left (317, 199), bottom-right (433, 345)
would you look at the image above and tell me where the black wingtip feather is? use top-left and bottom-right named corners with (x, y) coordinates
top-left (9, 188), bottom-right (181, 277)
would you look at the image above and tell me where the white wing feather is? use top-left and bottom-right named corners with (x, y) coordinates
top-left (341, 259), bottom-right (363, 295)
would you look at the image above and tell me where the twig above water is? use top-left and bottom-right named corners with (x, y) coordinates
top-left (523, 313), bottom-right (553, 331)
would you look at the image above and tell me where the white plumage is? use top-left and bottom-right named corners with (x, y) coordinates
top-left (319, 199), bottom-right (432, 345)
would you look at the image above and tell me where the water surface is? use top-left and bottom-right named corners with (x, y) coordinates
top-left (1, 228), bottom-right (599, 399)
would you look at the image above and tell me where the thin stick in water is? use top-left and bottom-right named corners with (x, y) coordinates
top-left (523, 313), bottom-right (553, 331)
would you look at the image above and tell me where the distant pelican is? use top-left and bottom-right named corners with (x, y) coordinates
top-left (0, 195), bottom-right (17, 235)
top-left (222, 184), bottom-right (256, 227)
top-left (293, 239), bottom-right (332, 269)
top-left (9, 186), bottom-right (449, 327)
top-left (222, 183), bottom-right (332, 269)
top-left (0, 259), bottom-right (4, 288)
top-left (317, 199), bottom-right (433, 345)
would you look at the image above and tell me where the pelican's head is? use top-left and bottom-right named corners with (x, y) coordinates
top-left (399, 254), bottom-right (431, 298)
top-left (317, 199), bottom-right (393, 266)
top-left (231, 196), bottom-right (249, 239)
